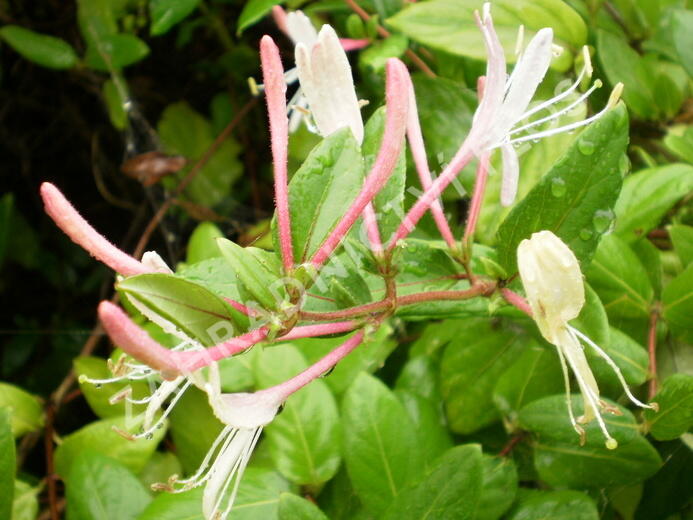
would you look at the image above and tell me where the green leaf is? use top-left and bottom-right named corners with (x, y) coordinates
top-left (285, 127), bottom-right (364, 263)
top-left (411, 74), bottom-right (476, 169)
top-left (137, 451), bottom-right (183, 491)
top-left (54, 415), bottom-right (165, 478)
top-left (631, 238), bottom-right (663, 298)
top-left (74, 356), bottom-right (150, 419)
top-left (297, 324), bottom-right (397, 395)
top-left (66, 451), bottom-right (151, 520)
top-left (669, 224), bottom-right (693, 267)
top-left (614, 164), bottom-right (693, 243)
top-left (362, 107), bottom-right (406, 244)
top-left (158, 102), bottom-right (242, 207)
top-left (643, 374), bottom-right (693, 441)
top-left (217, 239), bottom-right (284, 311)
top-left (596, 30), bottom-right (656, 119)
top-left (278, 493), bottom-right (329, 520)
top-left (571, 283), bottom-right (610, 349)
top-left (186, 221), bottom-right (224, 264)
top-left (237, 0), bottom-right (282, 35)
top-left (497, 103), bottom-right (629, 273)
top-left (118, 273), bottom-right (242, 345)
top-left (383, 444), bottom-right (483, 520)
top-left (519, 395), bottom-right (661, 487)
top-left (396, 390), bottom-right (453, 468)
top-left (150, 0), bottom-right (201, 36)
top-left (168, 386), bottom-right (223, 474)
top-left (102, 79), bottom-right (127, 130)
top-left (12, 480), bottom-right (40, 520)
top-left (440, 319), bottom-right (526, 433)
top-left (473, 455), bottom-right (518, 520)
top-left (253, 345), bottom-right (342, 486)
top-left (342, 372), bottom-right (422, 515)
top-left (228, 468), bottom-right (290, 520)
top-left (0, 25), bottom-right (78, 69)
top-left (85, 33), bottom-right (150, 70)
top-left (0, 383), bottom-right (43, 437)
top-left (662, 263), bottom-right (693, 343)
top-left (138, 488), bottom-right (204, 520)
top-left (586, 234), bottom-right (654, 319)
top-left (492, 344), bottom-right (563, 419)
top-left (671, 9), bottom-right (693, 76)
top-left (588, 327), bottom-right (649, 394)
top-left (387, 0), bottom-right (585, 70)
top-left (507, 490), bottom-right (599, 520)
top-left (0, 409), bottom-right (15, 520)
top-left (360, 34), bottom-right (409, 72)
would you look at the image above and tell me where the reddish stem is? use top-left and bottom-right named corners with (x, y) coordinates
top-left (501, 288), bottom-right (532, 316)
top-left (462, 152), bottom-right (490, 248)
top-left (363, 203), bottom-right (384, 256)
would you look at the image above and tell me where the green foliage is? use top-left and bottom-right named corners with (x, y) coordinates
top-left (0, 25), bottom-right (78, 69)
top-left (0, 409), bottom-right (15, 520)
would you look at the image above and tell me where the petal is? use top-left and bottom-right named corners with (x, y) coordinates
top-left (500, 143), bottom-right (519, 206)
top-left (296, 25), bottom-right (363, 143)
top-left (285, 10), bottom-right (318, 47)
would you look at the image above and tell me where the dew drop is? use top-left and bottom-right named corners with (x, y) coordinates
top-left (579, 228), bottom-right (593, 240)
top-left (577, 138), bottom-right (595, 155)
top-left (592, 209), bottom-right (614, 233)
top-left (551, 178), bottom-right (567, 197)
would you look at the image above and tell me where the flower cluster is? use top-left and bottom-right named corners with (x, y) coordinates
top-left (41, 3), bottom-right (642, 518)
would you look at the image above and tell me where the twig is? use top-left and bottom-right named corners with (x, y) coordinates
top-left (499, 434), bottom-right (524, 457)
top-left (343, 0), bottom-right (436, 78)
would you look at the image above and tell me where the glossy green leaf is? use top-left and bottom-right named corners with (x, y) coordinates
top-left (362, 107), bottom-right (406, 244)
top-left (440, 319), bottom-right (526, 433)
top-left (138, 451), bottom-right (183, 491)
top-left (671, 9), bottom-right (693, 76)
top-left (631, 238), bottom-right (663, 298)
top-left (507, 490), bottom-right (598, 520)
top-left (492, 344), bottom-right (563, 419)
top-left (65, 451), bottom-right (151, 520)
top-left (54, 415), bottom-right (165, 478)
top-left (85, 33), bottom-right (150, 70)
top-left (278, 493), bottom-right (329, 520)
top-left (396, 390), bottom-right (453, 468)
top-left (497, 103), bottom-right (629, 273)
top-left (0, 383), bottom-right (43, 438)
top-left (297, 325), bottom-right (396, 395)
top-left (285, 127), bottom-right (364, 263)
top-left (360, 34), bottom-right (409, 72)
top-left (12, 480), bottom-right (39, 520)
top-left (150, 0), bottom-right (201, 36)
top-left (74, 356), bottom-right (150, 419)
top-left (168, 386), bottom-right (223, 474)
top-left (342, 372), bottom-right (422, 515)
top-left (0, 25), bottom-right (78, 69)
top-left (519, 395), bottom-right (661, 487)
top-left (614, 164), bottom-right (693, 243)
top-left (228, 468), bottom-right (291, 520)
top-left (0, 409), bottom-right (14, 520)
top-left (217, 239), bottom-right (284, 311)
top-left (473, 456), bottom-right (517, 520)
top-left (253, 345), bottom-right (341, 486)
top-left (186, 221), bottom-right (224, 264)
top-left (383, 444), bottom-right (483, 520)
top-left (643, 374), bottom-right (693, 441)
top-left (237, 0), bottom-right (282, 35)
top-left (118, 273), bottom-right (242, 345)
top-left (662, 263), bottom-right (693, 343)
top-left (138, 488), bottom-right (204, 520)
top-left (387, 0), bottom-right (585, 70)
top-left (570, 283), bottom-right (610, 350)
top-left (158, 102), bottom-right (242, 207)
top-left (586, 234), bottom-right (654, 319)
top-left (411, 74), bottom-right (476, 169)
top-left (669, 224), bottom-right (693, 267)
top-left (597, 30), bottom-right (656, 119)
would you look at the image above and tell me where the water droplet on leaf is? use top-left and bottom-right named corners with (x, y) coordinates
top-left (577, 138), bottom-right (595, 155)
top-left (579, 228), bottom-right (593, 240)
top-left (592, 209), bottom-right (614, 233)
top-left (551, 178), bottom-right (567, 197)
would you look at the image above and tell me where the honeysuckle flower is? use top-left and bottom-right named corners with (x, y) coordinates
top-left (295, 24), bottom-right (364, 144)
top-left (469, 3), bottom-right (623, 206)
top-left (155, 361), bottom-right (283, 520)
top-left (517, 230), bottom-right (656, 448)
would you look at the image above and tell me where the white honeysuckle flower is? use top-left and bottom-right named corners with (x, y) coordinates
top-left (155, 363), bottom-right (282, 520)
top-left (141, 250), bottom-right (173, 273)
top-left (517, 230), bottom-right (656, 449)
top-left (285, 10), bottom-right (318, 47)
top-left (472, 3), bottom-right (623, 206)
top-left (296, 24), bottom-right (364, 144)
